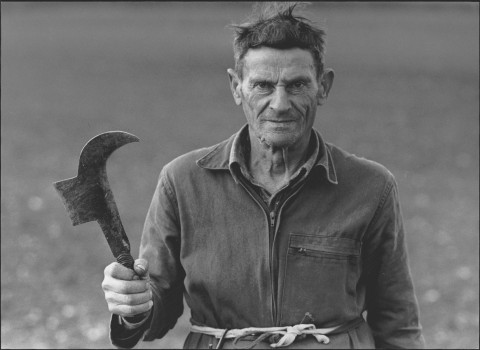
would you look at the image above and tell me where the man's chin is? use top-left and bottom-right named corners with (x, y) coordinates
top-left (258, 132), bottom-right (297, 149)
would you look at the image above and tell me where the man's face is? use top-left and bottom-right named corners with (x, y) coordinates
top-left (229, 47), bottom-right (333, 149)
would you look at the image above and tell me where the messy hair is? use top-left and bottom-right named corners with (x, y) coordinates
top-left (230, 2), bottom-right (326, 79)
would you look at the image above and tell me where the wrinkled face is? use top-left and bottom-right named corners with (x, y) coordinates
top-left (229, 47), bottom-right (332, 149)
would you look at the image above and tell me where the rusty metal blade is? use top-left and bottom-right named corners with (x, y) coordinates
top-left (53, 131), bottom-right (139, 268)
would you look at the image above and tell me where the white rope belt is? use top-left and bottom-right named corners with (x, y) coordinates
top-left (191, 323), bottom-right (341, 348)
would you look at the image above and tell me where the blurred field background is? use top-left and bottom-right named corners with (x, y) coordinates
top-left (1, 2), bottom-right (478, 349)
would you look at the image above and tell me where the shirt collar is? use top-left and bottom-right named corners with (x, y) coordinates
top-left (197, 124), bottom-right (338, 185)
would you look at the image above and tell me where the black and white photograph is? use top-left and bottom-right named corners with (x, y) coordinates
top-left (1, 2), bottom-right (478, 349)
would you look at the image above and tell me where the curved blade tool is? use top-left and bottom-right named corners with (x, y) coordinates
top-left (53, 131), bottom-right (139, 269)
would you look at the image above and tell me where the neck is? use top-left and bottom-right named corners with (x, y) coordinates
top-left (248, 130), bottom-right (311, 193)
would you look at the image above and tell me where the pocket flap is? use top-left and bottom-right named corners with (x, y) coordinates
top-left (289, 234), bottom-right (360, 256)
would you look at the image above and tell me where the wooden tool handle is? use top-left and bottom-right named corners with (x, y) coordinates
top-left (116, 252), bottom-right (135, 270)
top-left (97, 213), bottom-right (134, 270)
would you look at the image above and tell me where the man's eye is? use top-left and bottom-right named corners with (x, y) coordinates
top-left (254, 82), bottom-right (270, 89)
top-left (291, 81), bottom-right (306, 89)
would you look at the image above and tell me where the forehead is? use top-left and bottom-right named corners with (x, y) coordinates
top-left (242, 47), bottom-right (316, 79)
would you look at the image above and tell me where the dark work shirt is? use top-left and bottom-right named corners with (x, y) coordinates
top-left (110, 124), bottom-right (425, 349)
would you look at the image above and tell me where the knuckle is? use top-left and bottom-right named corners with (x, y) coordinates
top-left (142, 301), bottom-right (151, 312)
top-left (105, 292), bottom-right (118, 304)
top-left (105, 262), bottom-right (127, 279)
top-left (138, 304), bottom-right (146, 314)
top-left (113, 280), bottom-right (126, 294)
top-left (117, 284), bottom-right (129, 295)
top-left (146, 290), bottom-right (153, 302)
top-left (125, 305), bottom-right (135, 316)
top-left (101, 279), bottom-right (110, 291)
top-left (122, 294), bottom-right (133, 305)
top-left (104, 262), bottom-right (115, 276)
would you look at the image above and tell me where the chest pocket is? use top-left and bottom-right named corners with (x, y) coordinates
top-left (288, 234), bottom-right (360, 260)
top-left (279, 233), bottom-right (362, 326)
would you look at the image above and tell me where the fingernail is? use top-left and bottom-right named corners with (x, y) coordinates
top-left (149, 300), bottom-right (153, 309)
top-left (136, 264), bottom-right (146, 274)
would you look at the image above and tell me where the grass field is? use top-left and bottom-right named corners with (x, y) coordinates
top-left (1, 2), bottom-right (478, 349)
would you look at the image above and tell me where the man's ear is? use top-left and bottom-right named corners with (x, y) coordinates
top-left (317, 69), bottom-right (334, 105)
top-left (227, 68), bottom-right (242, 106)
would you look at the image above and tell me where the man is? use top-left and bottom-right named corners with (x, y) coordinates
top-left (101, 3), bottom-right (425, 349)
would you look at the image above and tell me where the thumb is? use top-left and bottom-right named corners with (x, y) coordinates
top-left (133, 258), bottom-right (149, 277)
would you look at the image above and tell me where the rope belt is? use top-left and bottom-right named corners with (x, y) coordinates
top-left (191, 322), bottom-right (341, 349)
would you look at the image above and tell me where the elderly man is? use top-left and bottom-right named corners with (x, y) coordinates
top-left (101, 3), bottom-right (425, 349)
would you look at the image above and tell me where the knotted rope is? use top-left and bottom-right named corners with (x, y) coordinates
top-left (191, 323), bottom-right (339, 349)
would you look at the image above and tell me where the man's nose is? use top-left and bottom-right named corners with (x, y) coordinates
top-left (269, 87), bottom-right (291, 113)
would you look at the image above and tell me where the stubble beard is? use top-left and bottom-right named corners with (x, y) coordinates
top-left (256, 129), bottom-right (298, 150)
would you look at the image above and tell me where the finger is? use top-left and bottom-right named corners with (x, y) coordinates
top-left (103, 277), bottom-right (149, 295)
top-left (110, 300), bottom-right (153, 318)
top-left (134, 259), bottom-right (149, 277)
top-left (105, 289), bottom-right (153, 306)
top-left (104, 262), bottom-right (136, 281)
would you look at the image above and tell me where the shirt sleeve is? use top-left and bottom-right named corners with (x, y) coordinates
top-left (362, 177), bottom-right (426, 349)
top-left (109, 168), bottom-right (185, 347)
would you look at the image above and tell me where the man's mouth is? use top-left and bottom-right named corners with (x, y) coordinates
top-left (265, 120), bottom-right (295, 123)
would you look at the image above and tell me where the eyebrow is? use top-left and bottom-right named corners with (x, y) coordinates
top-left (249, 75), bottom-right (313, 85)
top-left (284, 75), bottom-right (313, 84)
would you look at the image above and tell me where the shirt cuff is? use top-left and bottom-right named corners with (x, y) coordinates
top-left (110, 310), bottom-right (153, 348)
top-left (121, 310), bottom-right (152, 330)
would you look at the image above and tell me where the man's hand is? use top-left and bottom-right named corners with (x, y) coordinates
top-left (102, 258), bottom-right (153, 318)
